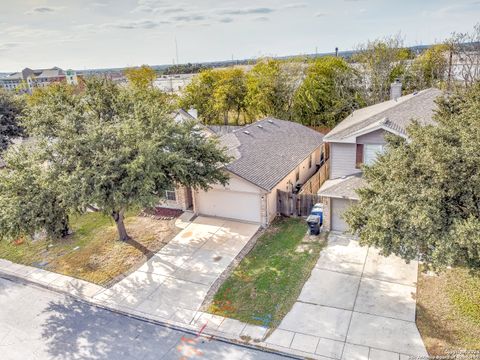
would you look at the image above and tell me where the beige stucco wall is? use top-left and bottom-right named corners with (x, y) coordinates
top-left (193, 171), bottom-right (268, 225)
top-left (266, 146), bottom-right (322, 223)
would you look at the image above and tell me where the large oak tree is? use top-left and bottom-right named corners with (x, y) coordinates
top-left (345, 83), bottom-right (480, 271)
top-left (15, 78), bottom-right (230, 241)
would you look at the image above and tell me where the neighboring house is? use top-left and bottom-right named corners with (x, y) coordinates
top-left (318, 86), bottom-right (442, 232)
top-left (166, 117), bottom-right (324, 226)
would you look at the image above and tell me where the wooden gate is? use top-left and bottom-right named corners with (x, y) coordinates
top-left (277, 190), bottom-right (324, 217)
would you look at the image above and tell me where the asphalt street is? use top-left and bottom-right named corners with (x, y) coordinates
top-left (0, 277), bottom-right (289, 360)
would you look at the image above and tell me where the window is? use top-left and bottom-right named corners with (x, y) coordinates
top-left (363, 144), bottom-right (385, 165)
top-left (308, 154), bottom-right (313, 169)
top-left (165, 189), bottom-right (176, 201)
top-left (295, 169), bottom-right (300, 182)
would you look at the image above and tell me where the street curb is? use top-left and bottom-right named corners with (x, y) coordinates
top-left (0, 270), bottom-right (302, 360)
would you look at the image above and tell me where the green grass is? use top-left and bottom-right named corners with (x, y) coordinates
top-left (0, 211), bottom-right (179, 285)
top-left (417, 267), bottom-right (480, 355)
top-left (208, 217), bottom-right (326, 328)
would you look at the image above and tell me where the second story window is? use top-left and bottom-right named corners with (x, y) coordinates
top-left (363, 144), bottom-right (385, 166)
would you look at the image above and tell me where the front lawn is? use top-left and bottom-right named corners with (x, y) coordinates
top-left (417, 266), bottom-right (480, 355)
top-left (0, 211), bottom-right (180, 286)
top-left (208, 217), bottom-right (326, 328)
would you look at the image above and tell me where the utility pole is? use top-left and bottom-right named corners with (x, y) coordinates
top-left (447, 48), bottom-right (453, 91)
top-left (335, 47), bottom-right (339, 57)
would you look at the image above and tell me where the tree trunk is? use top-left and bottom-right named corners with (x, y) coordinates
top-left (223, 112), bottom-right (228, 125)
top-left (112, 209), bottom-right (129, 241)
top-left (60, 215), bottom-right (70, 237)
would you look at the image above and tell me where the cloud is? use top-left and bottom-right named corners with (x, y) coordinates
top-left (131, 0), bottom-right (168, 13)
top-left (162, 7), bottom-right (185, 14)
top-left (315, 12), bottom-right (327, 17)
top-left (25, 6), bottom-right (61, 15)
top-left (282, 3), bottom-right (307, 9)
top-left (253, 16), bottom-right (270, 22)
top-left (0, 43), bottom-right (19, 52)
top-left (219, 17), bottom-right (234, 23)
top-left (104, 19), bottom-right (168, 30)
top-left (220, 7), bottom-right (275, 16)
top-left (172, 15), bottom-right (206, 22)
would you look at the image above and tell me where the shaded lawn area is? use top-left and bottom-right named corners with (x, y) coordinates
top-left (0, 211), bottom-right (181, 286)
top-left (208, 217), bottom-right (327, 328)
top-left (417, 266), bottom-right (480, 355)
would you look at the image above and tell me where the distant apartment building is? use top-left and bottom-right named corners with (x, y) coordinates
top-left (0, 67), bottom-right (79, 93)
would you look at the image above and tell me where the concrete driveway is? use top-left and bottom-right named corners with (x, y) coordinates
top-left (94, 216), bottom-right (259, 325)
top-left (266, 233), bottom-right (428, 360)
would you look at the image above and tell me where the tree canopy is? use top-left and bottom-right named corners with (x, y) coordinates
top-left (7, 78), bottom-right (231, 242)
top-left (293, 56), bottom-right (363, 128)
top-left (124, 65), bottom-right (157, 89)
top-left (0, 90), bottom-right (25, 151)
top-left (344, 83), bottom-right (480, 271)
top-left (0, 146), bottom-right (69, 241)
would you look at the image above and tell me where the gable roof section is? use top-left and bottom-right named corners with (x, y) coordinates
top-left (318, 174), bottom-right (365, 200)
top-left (219, 118), bottom-right (324, 191)
top-left (324, 88), bottom-right (442, 143)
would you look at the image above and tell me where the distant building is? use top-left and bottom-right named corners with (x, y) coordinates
top-left (154, 73), bottom-right (195, 94)
top-left (0, 67), bottom-right (79, 93)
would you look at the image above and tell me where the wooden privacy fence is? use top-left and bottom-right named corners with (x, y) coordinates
top-left (277, 190), bottom-right (324, 217)
top-left (298, 159), bottom-right (330, 195)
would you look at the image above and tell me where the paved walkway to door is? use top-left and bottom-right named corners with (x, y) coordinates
top-left (263, 232), bottom-right (428, 360)
top-left (93, 216), bottom-right (260, 325)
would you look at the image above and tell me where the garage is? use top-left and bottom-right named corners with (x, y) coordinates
top-left (195, 189), bottom-right (262, 223)
top-left (331, 198), bottom-right (352, 232)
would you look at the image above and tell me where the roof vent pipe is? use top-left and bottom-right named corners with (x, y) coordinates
top-left (390, 79), bottom-right (402, 101)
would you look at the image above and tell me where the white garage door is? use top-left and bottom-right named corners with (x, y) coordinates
top-left (195, 190), bottom-right (262, 223)
top-left (331, 198), bottom-right (350, 232)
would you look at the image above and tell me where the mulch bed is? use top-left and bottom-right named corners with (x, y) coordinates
top-left (140, 207), bottom-right (183, 220)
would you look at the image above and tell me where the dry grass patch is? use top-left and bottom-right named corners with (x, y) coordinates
top-left (0, 212), bottom-right (181, 286)
top-left (417, 266), bottom-right (480, 355)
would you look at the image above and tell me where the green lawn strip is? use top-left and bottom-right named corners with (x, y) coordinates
top-left (209, 217), bottom-right (326, 329)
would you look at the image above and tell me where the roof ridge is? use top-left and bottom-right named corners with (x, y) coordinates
top-left (325, 88), bottom-right (438, 140)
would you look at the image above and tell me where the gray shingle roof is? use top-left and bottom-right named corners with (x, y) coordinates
top-left (324, 88), bottom-right (442, 142)
top-left (318, 174), bottom-right (365, 200)
top-left (219, 118), bottom-right (324, 191)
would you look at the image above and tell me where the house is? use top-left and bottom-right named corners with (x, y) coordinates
top-left (165, 117), bottom-right (325, 226)
top-left (318, 85), bottom-right (442, 232)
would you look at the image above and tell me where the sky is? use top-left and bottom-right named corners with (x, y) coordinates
top-left (0, 0), bottom-right (479, 72)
